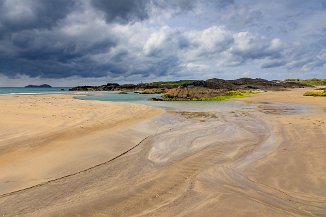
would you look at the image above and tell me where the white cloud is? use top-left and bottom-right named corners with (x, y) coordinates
top-left (1, 0), bottom-right (326, 85)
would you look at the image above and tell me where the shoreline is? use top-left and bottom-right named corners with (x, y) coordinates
top-left (0, 89), bottom-right (325, 216)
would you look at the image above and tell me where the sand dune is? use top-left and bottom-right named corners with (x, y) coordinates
top-left (0, 89), bottom-right (325, 216)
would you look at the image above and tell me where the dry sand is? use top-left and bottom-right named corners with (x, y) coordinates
top-left (0, 94), bottom-right (163, 195)
top-left (0, 89), bottom-right (325, 217)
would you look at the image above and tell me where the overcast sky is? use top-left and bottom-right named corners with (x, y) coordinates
top-left (0, 0), bottom-right (325, 86)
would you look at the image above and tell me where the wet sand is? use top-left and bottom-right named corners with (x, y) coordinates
top-left (240, 87), bottom-right (326, 106)
top-left (0, 89), bottom-right (326, 216)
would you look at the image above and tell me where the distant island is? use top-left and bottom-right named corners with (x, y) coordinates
top-left (25, 84), bottom-right (52, 88)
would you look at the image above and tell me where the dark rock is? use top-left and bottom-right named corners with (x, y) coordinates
top-left (163, 87), bottom-right (225, 100)
top-left (25, 84), bottom-right (52, 88)
top-left (193, 78), bottom-right (233, 90)
top-left (106, 83), bottom-right (119, 87)
top-left (151, 97), bottom-right (163, 101)
top-left (69, 86), bottom-right (98, 91)
top-left (69, 83), bottom-right (119, 91)
top-left (282, 81), bottom-right (307, 88)
top-left (140, 88), bottom-right (166, 94)
top-left (120, 84), bottom-right (136, 89)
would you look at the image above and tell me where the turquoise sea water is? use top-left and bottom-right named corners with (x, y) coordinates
top-left (77, 91), bottom-right (312, 114)
top-left (77, 91), bottom-right (246, 111)
top-left (0, 87), bottom-right (70, 94)
top-left (77, 92), bottom-right (162, 102)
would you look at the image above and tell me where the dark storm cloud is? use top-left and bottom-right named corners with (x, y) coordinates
top-left (0, 0), bottom-right (81, 78)
top-left (0, 0), bottom-right (200, 79)
top-left (154, 0), bottom-right (199, 12)
top-left (0, 0), bottom-right (325, 83)
top-left (0, 24), bottom-right (118, 78)
top-left (10, 30), bottom-right (116, 61)
top-left (0, 0), bottom-right (121, 78)
top-left (91, 0), bottom-right (201, 24)
top-left (91, 0), bottom-right (150, 23)
top-left (0, 0), bottom-right (76, 32)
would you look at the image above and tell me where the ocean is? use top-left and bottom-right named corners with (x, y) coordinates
top-left (77, 92), bottom-right (162, 102)
top-left (0, 87), bottom-right (70, 94)
top-left (0, 88), bottom-right (161, 103)
top-left (0, 88), bottom-right (255, 112)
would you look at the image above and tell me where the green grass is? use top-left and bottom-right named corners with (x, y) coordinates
top-left (191, 90), bottom-right (258, 101)
top-left (190, 95), bottom-right (244, 101)
top-left (162, 90), bottom-right (258, 101)
top-left (303, 90), bottom-right (326, 97)
top-left (285, 78), bottom-right (326, 86)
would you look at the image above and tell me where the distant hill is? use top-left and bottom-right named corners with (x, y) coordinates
top-left (25, 84), bottom-right (52, 88)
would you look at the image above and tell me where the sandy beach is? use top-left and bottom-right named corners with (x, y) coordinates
top-left (0, 89), bottom-right (325, 216)
top-left (0, 94), bottom-right (163, 195)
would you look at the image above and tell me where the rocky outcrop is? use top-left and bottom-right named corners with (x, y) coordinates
top-left (139, 88), bottom-right (166, 94)
top-left (193, 79), bottom-right (233, 90)
top-left (69, 83), bottom-right (118, 91)
top-left (193, 78), bottom-right (307, 90)
top-left (69, 78), bottom-right (309, 100)
top-left (69, 86), bottom-right (100, 91)
top-left (163, 87), bottom-right (225, 100)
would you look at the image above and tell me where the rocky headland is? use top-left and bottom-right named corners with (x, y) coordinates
top-left (69, 78), bottom-right (308, 100)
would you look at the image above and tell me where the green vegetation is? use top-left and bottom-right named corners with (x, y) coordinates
top-left (191, 90), bottom-right (258, 101)
top-left (191, 95), bottom-right (244, 101)
top-left (285, 78), bottom-right (326, 86)
top-left (161, 90), bottom-right (258, 101)
top-left (303, 90), bottom-right (326, 97)
top-left (150, 80), bottom-right (195, 87)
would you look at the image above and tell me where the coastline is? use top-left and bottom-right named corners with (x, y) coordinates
top-left (0, 89), bottom-right (325, 216)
